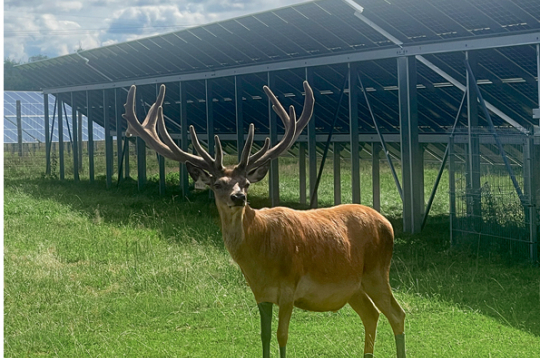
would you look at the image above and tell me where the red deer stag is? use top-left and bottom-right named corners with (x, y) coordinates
top-left (123, 82), bottom-right (406, 358)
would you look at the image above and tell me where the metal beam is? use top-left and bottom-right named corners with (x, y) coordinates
top-left (87, 91), bottom-right (95, 182)
top-left (333, 142), bottom-right (341, 205)
top-left (115, 88), bottom-right (124, 182)
top-left (58, 98), bottom-right (64, 180)
top-left (299, 142), bottom-right (307, 205)
top-left (349, 62), bottom-right (361, 204)
top-left (235, 75), bottom-right (244, 162)
top-left (268, 72), bottom-right (279, 206)
top-left (42, 32), bottom-right (540, 94)
top-left (398, 56), bottom-right (424, 234)
top-left (44, 94), bottom-right (51, 175)
top-left (466, 51), bottom-right (482, 222)
top-left (306, 68), bottom-right (318, 208)
top-left (103, 89), bottom-right (113, 189)
top-left (71, 92), bottom-right (79, 181)
top-left (372, 142), bottom-right (381, 212)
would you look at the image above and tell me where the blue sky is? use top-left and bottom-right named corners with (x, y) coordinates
top-left (4, 0), bottom-right (306, 62)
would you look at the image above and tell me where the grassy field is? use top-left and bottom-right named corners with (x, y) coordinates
top-left (4, 150), bottom-right (540, 357)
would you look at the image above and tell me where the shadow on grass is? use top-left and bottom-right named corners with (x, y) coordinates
top-left (5, 176), bottom-right (540, 337)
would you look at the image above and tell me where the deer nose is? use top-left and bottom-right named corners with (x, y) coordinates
top-left (230, 193), bottom-right (246, 205)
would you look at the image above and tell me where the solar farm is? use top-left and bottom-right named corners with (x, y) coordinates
top-left (4, 0), bottom-right (540, 356)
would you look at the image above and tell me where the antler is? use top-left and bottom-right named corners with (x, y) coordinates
top-left (123, 81), bottom-right (314, 175)
top-left (122, 84), bottom-right (222, 174)
top-left (241, 81), bottom-right (314, 172)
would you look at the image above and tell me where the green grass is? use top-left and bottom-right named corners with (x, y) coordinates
top-left (4, 151), bottom-right (540, 357)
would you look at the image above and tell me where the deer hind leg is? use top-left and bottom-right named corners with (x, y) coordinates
top-left (348, 290), bottom-right (380, 357)
top-left (362, 272), bottom-right (406, 358)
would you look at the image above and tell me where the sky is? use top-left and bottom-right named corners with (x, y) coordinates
top-left (4, 0), bottom-right (308, 63)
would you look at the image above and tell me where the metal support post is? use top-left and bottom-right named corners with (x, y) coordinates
top-left (299, 142), bottom-right (307, 205)
top-left (71, 93), bottom-right (79, 181)
top-left (206, 79), bottom-right (215, 199)
top-left (115, 88), bottom-right (124, 182)
top-left (16, 100), bottom-right (23, 157)
top-left (334, 142), bottom-right (342, 205)
top-left (306, 68), bottom-right (318, 208)
top-left (268, 72), bottom-right (279, 206)
top-left (524, 136), bottom-right (538, 263)
top-left (103, 90), bottom-right (113, 188)
top-left (398, 56), bottom-right (424, 233)
top-left (87, 91), bottom-right (95, 183)
top-left (58, 98), bottom-right (65, 180)
top-left (44, 95), bottom-right (51, 174)
top-left (372, 142), bottom-right (381, 212)
top-left (78, 111), bottom-right (83, 171)
top-left (349, 63), bottom-right (361, 204)
top-left (466, 51), bottom-right (481, 223)
top-left (449, 135), bottom-right (456, 246)
top-left (235, 76), bottom-right (244, 162)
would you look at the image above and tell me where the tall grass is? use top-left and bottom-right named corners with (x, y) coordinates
top-left (4, 150), bottom-right (540, 357)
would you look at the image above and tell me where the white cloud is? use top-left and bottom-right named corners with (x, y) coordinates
top-left (4, 0), bottom-right (307, 62)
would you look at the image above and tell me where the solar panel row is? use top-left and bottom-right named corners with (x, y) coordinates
top-left (4, 91), bottom-right (106, 144)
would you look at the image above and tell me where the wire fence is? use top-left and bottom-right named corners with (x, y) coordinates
top-left (449, 129), bottom-right (538, 263)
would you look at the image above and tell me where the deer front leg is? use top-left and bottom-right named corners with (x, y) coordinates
top-left (258, 302), bottom-right (273, 358)
top-left (277, 295), bottom-right (294, 358)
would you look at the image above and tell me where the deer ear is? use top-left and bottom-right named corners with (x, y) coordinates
top-left (186, 162), bottom-right (213, 186)
top-left (246, 162), bottom-right (270, 183)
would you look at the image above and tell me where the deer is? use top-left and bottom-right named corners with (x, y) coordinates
top-left (122, 81), bottom-right (406, 358)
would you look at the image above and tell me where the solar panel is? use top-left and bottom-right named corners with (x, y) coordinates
top-left (3, 91), bottom-right (106, 144)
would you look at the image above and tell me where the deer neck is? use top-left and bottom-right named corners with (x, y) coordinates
top-left (216, 203), bottom-right (257, 260)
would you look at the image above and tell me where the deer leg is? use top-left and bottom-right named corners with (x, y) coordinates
top-left (348, 290), bottom-right (380, 357)
top-left (362, 274), bottom-right (406, 358)
top-left (276, 296), bottom-right (294, 358)
top-left (258, 302), bottom-right (273, 358)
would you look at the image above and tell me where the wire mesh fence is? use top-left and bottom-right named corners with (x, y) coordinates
top-left (449, 129), bottom-right (538, 263)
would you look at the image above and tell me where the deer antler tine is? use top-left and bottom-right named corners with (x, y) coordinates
top-left (123, 85), bottom-right (140, 137)
top-left (245, 81), bottom-right (314, 171)
top-left (123, 84), bottom-right (217, 173)
top-left (248, 137), bottom-right (270, 164)
top-left (237, 124), bottom-right (255, 170)
top-left (291, 81), bottom-right (314, 143)
top-left (189, 125), bottom-right (215, 165)
top-left (263, 86), bottom-right (290, 127)
top-left (214, 135), bottom-right (224, 171)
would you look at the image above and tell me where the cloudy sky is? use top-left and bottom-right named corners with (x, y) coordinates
top-left (4, 0), bottom-right (307, 62)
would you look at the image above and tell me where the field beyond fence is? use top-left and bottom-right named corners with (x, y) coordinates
top-left (4, 148), bottom-right (540, 357)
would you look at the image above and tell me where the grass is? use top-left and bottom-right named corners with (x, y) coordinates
top-left (4, 149), bottom-right (540, 357)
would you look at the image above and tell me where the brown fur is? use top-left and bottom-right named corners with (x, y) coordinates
top-left (214, 192), bottom-right (405, 353)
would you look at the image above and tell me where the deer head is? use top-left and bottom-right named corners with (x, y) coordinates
top-left (122, 81), bottom-right (314, 209)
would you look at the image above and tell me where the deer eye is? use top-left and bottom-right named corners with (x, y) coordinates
top-left (213, 183), bottom-right (223, 189)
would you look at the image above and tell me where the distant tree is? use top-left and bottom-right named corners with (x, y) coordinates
top-left (28, 54), bottom-right (48, 63)
top-left (4, 56), bottom-right (46, 90)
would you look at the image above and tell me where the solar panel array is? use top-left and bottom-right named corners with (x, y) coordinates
top-left (13, 0), bottom-right (540, 138)
top-left (4, 91), bottom-right (105, 144)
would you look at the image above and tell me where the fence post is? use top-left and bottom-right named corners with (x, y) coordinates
top-left (16, 100), bottom-right (23, 157)
top-left (524, 136), bottom-right (538, 263)
top-left (78, 111), bottom-right (83, 171)
top-left (449, 135), bottom-right (456, 247)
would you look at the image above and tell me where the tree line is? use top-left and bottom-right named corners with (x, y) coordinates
top-left (4, 55), bottom-right (48, 91)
